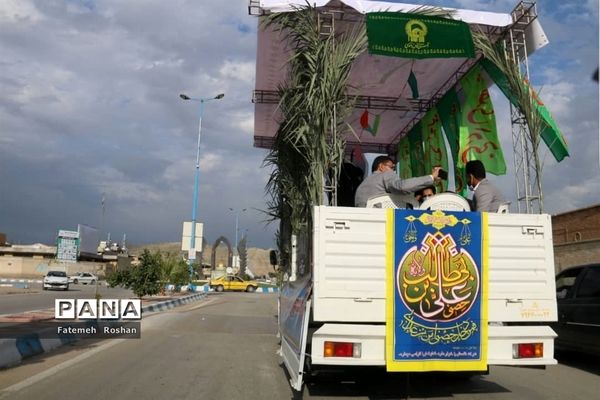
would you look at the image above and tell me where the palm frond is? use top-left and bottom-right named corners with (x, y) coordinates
top-left (472, 30), bottom-right (545, 210)
top-left (407, 5), bottom-right (455, 19)
top-left (261, 4), bottom-right (367, 269)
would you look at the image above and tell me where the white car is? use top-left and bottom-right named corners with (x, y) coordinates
top-left (43, 271), bottom-right (69, 291)
top-left (69, 272), bottom-right (98, 285)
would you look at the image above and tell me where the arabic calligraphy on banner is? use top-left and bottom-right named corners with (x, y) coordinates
top-left (386, 209), bottom-right (488, 371)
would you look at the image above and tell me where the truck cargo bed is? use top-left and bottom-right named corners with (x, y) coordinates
top-left (313, 206), bottom-right (557, 323)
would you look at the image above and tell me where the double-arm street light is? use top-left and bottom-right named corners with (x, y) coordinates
top-left (180, 92), bottom-right (225, 286)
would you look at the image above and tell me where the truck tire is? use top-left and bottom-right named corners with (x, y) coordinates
top-left (216, 285), bottom-right (224, 292)
top-left (246, 286), bottom-right (256, 293)
top-left (73, 279), bottom-right (78, 284)
top-left (91, 279), bottom-right (96, 285)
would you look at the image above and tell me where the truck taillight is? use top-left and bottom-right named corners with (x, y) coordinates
top-left (513, 343), bottom-right (543, 358)
top-left (324, 341), bottom-right (361, 358)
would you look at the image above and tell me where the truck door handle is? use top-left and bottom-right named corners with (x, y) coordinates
top-left (521, 226), bottom-right (543, 235)
top-left (506, 299), bottom-right (523, 304)
top-left (325, 221), bottom-right (350, 230)
top-left (354, 298), bottom-right (373, 303)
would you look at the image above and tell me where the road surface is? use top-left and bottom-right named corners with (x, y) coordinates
top-left (0, 293), bottom-right (597, 400)
top-left (0, 283), bottom-right (135, 315)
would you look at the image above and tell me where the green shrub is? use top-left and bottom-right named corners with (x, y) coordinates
top-left (170, 260), bottom-right (190, 287)
top-left (108, 249), bottom-right (162, 298)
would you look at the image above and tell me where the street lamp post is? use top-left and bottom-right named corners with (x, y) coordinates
top-left (180, 92), bottom-right (224, 289)
top-left (228, 207), bottom-right (247, 249)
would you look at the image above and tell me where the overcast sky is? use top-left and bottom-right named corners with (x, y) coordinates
top-left (1, 0), bottom-right (598, 249)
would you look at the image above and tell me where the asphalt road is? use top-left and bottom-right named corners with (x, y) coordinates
top-left (0, 293), bottom-right (598, 400)
top-left (0, 283), bottom-right (135, 315)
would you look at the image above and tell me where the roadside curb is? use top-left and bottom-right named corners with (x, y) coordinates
top-left (257, 287), bottom-right (279, 293)
top-left (0, 293), bottom-right (208, 369)
top-left (0, 279), bottom-right (42, 284)
top-left (141, 292), bottom-right (207, 314)
top-left (168, 284), bottom-right (278, 293)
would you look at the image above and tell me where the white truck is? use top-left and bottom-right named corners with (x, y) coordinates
top-left (249, 0), bottom-right (560, 391)
top-left (278, 204), bottom-right (557, 390)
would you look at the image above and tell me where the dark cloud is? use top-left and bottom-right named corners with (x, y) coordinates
top-left (0, 0), bottom-right (275, 248)
top-left (0, 0), bottom-right (597, 251)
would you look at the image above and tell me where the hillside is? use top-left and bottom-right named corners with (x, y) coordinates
top-left (129, 242), bottom-right (275, 277)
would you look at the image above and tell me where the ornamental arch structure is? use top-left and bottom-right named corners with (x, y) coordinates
top-left (211, 236), bottom-right (233, 270)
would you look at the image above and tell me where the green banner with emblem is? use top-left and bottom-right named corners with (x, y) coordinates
top-left (457, 65), bottom-right (506, 175)
top-left (480, 58), bottom-right (569, 162)
top-left (421, 107), bottom-right (448, 192)
top-left (438, 88), bottom-right (468, 196)
top-left (408, 123), bottom-right (426, 177)
top-left (397, 135), bottom-right (413, 180)
top-left (366, 12), bottom-right (475, 59)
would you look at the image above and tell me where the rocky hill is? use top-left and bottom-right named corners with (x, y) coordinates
top-left (129, 242), bottom-right (275, 277)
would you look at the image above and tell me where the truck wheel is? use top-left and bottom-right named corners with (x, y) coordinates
top-left (73, 279), bottom-right (78, 284)
top-left (246, 286), bottom-right (256, 293)
top-left (91, 279), bottom-right (96, 285)
top-left (216, 285), bottom-right (224, 292)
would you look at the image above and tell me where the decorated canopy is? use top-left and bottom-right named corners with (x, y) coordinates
top-left (252, 0), bottom-right (521, 154)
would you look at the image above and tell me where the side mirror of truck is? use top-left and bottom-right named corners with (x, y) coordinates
top-left (269, 250), bottom-right (278, 267)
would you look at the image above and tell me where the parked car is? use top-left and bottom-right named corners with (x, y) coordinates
top-left (209, 275), bottom-right (258, 292)
top-left (69, 272), bottom-right (98, 285)
top-left (43, 270), bottom-right (69, 291)
top-left (553, 264), bottom-right (600, 355)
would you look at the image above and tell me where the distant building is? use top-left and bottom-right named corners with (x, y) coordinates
top-left (0, 242), bottom-right (128, 279)
top-left (0, 243), bottom-right (56, 259)
top-left (552, 204), bottom-right (600, 272)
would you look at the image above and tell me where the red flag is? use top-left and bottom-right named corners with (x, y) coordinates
top-left (360, 110), bottom-right (369, 129)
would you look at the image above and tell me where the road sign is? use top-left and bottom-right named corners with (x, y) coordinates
top-left (57, 229), bottom-right (80, 262)
top-left (181, 222), bottom-right (203, 251)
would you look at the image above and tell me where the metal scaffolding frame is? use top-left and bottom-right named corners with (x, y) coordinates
top-left (251, 2), bottom-right (505, 155)
top-left (251, 1), bottom-right (547, 212)
top-left (505, 1), bottom-right (543, 214)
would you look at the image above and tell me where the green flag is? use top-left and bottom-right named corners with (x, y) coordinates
top-left (458, 65), bottom-right (507, 175)
top-left (408, 70), bottom-right (419, 99)
top-left (437, 88), bottom-right (467, 196)
top-left (407, 122), bottom-right (425, 177)
top-left (366, 12), bottom-right (475, 59)
top-left (421, 107), bottom-right (448, 192)
top-left (480, 58), bottom-right (569, 162)
top-left (397, 136), bottom-right (413, 180)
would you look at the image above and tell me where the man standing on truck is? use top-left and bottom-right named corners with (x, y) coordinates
top-left (354, 155), bottom-right (441, 207)
top-left (466, 159), bottom-right (507, 212)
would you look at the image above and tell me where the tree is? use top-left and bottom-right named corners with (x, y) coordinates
top-left (108, 249), bottom-right (162, 298)
top-left (169, 259), bottom-right (190, 288)
top-left (160, 252), bottom-right (178, 282)
top-left (238, 236), bottom-right (248, 274)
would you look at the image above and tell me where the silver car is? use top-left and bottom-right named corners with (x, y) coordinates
top-left (69, 272), bottom-right (98, 285)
